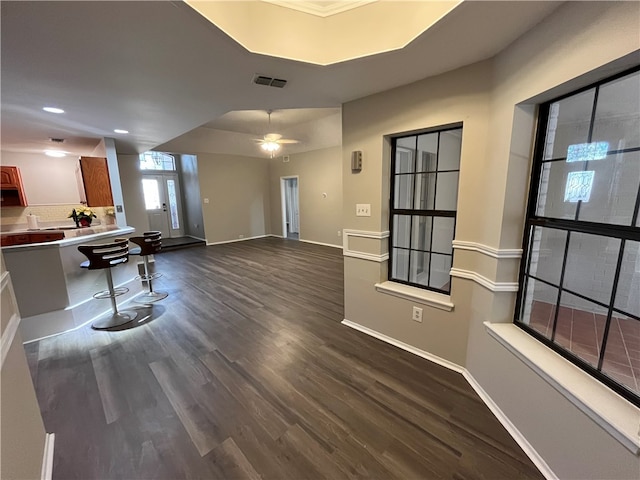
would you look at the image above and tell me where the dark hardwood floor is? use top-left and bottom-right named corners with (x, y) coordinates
top-left (26, 237), bottom-right (544, 480)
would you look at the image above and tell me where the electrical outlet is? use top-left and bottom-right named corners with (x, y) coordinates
top-left (203, 198), bottom-right (210, 204)
top-left (412, 306), bottom-right (423, 322)
top-left (356, 204), bottom-right (371, 216)
top-left (239, 234), bottom-right (244, 239)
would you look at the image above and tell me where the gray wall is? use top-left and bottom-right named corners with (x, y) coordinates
top-left (196, 153), bottom-right (271, 244)
top-left (117, 148), bottom-right (341, 247)
top-left (269, 146), bottom-right (343, 247)
top-left (341, 2), bottom-right (640, 478)
top-left (117, 154), bottom-right (150, 236)
top-left (178, 154), bottom-right (205, 239)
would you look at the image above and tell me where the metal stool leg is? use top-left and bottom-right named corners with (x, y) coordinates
top-left (92, 268), bottom-right (138, 330)
top-left (134, 255), bottom-right (168, 304)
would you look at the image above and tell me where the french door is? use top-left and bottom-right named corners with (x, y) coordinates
top-left (141, 173), bottom-right (184, 238)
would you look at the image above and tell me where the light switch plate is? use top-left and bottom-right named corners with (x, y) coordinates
top-left (356, 204), bottom-right (371, 216)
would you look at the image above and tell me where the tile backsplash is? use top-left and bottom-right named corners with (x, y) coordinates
top-left (0, 204), bottom-right (115, 231)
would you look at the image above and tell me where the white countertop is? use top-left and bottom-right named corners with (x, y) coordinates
top-left (1, 225), bottom-right (135, 251)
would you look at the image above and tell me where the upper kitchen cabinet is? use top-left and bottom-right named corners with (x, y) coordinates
top-left (0, 166), bottom-right (28, 206)
top-left (76, 156), bottom-right (113, 206)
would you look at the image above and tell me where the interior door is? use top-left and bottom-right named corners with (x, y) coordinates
top-left (286, 178), bottom-right (299, 234)
top-left (142, 174), bottom-right (184, 238)
top-left (281, 177), bottom-right (300, 239)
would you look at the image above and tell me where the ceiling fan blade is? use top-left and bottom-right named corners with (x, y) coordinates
top-left (263, 133), bottom-right (282, 141)
top-left (278, 139), bottom-right (299, 144)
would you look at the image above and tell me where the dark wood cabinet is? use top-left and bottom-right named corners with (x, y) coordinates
top-left (77, 156), bottom-right (114, 207)
top-left (0, 231), bottom-right (64, 247)
top-left (0, 166), bottom-right (28, 207)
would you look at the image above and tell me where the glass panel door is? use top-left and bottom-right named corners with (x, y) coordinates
top-left (141, 173), bottom-right (184, 238)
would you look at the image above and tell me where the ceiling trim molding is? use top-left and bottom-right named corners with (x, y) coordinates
top-left (261, 0), bottom-right (377, 17)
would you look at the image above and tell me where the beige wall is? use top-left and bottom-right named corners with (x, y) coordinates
top-left (341, 1), bottom-right (639, 478)
top-left (269, 146), bottom-right (343, 247)
top-left (1, 258), bottom-right (47, 480)
top-left (343, 59), bottom-right (492, 365)
top-left (117, 154), bottom-right (150, 236)
top-left (1, 150), bottom-right (80, 205)
top-left (196, 153), bottom-right (271, 243)
top-left (178, 154), bottom-right (205, 239)
top-left (465, 3), bottom-right (640, 479)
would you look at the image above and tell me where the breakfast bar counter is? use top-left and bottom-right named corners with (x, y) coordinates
top-left (2, 225), bottom-right (141, 341)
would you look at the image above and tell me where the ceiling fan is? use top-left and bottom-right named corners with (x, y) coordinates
top-left (254, 110), bottom-right (299, 157)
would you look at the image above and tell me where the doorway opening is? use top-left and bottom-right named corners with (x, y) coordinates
top-left (140, 152), bottom-right (185, 239)
top-left (142, 173), bottom-right (184, 238)
top-left (281, 176), bottom-right (299, 240)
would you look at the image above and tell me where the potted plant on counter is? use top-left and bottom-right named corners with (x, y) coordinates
top-left (68, 206), bottom-right (97, 227)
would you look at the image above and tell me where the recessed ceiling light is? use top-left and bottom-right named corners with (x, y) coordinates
top-left (44, 150), bottom-right (66, 157)
top-left (114, 129), bottom-right (129, 134)
top-left (43, 107), bottom-right (65, 114)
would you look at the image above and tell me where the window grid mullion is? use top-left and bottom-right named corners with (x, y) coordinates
top-left (408, 136), bottom-right (419, 282)
top-left (550, 231), bottom-right (572, 343)
top-left (597, 239), bottom-right (627, 370)
top-left (631, 181), bottom-right (640, 228)
top-left (389, 142), bottom-right (397, 280)
top-left (427, 133), bottom-right (442, 288)
top-left (574, 85), bottom-right (600, 221)
top-left (529, 217), bottom-right (640, 242)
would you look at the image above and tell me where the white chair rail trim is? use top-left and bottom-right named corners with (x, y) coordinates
top-left (1, 271), bottom-right (21, 367)
top-left (343, 229), bottom-right (390, 263)
top-left (452, 240), bottom-right (523, 259)
top-left (450, 268), bottom-right (519, 292)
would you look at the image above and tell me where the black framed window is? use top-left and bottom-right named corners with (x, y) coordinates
top-left (515, 66), bottom-right (640, 407)
top-left (389, 124), bottom-right (462, 294)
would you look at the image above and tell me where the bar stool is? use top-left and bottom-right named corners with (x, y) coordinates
top-left (78, 238), bottom-right (138, 329)
top-left (129, 231), bottom-right (168, 303)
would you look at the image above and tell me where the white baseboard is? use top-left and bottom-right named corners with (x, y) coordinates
top-left (299, 239), bottom-right (343, 249)
top-left (462, 371), bottom-right (557, 480)
top-left (206, 235), bottom-right (269, 245)
top-left (341, 318), bottom-right (557, 480)
top-left (341, 319), bottom-right (464, 373)
top-left (267, 234), bottom-right (342, 249)
top-left (41, 433), bottom-right (55, 480)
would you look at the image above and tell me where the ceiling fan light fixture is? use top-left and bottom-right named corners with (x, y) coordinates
top-left (261, 141), bottom-right (281, 152)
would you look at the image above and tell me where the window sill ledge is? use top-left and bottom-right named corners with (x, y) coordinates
top-left (485, 321), bottom-right (640, 454)
top-left (375, 281), bottom-right (454, 311)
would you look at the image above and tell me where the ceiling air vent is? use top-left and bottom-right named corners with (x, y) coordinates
top-left (49, 137), bottom-right (65, 143)
top-left (253, 74), bottom-right (287, 88)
